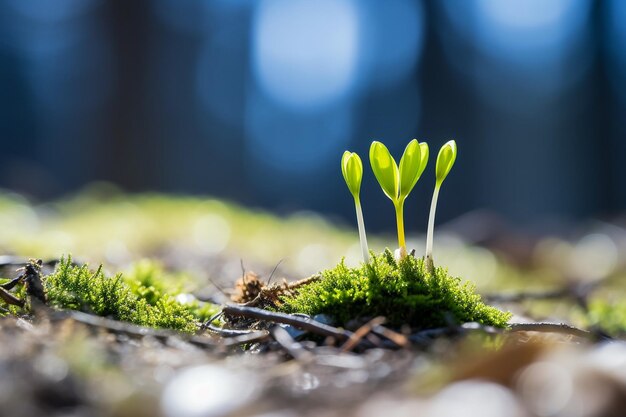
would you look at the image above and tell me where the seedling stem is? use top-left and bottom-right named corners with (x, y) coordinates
top-left (425, 140), bottom-right (457, 274)
top-left (425, 183), bottom-right (440, 273)
top-left (342, 151), bottom-right (370, 264)
top-left (395, 199), bottom-right (406, 257)
top-left (354, 197), bottom-right (370, 263)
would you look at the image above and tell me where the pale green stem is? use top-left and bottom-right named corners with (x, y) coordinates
top-left (425, 183), bottom-right (441, 274)
top-left (395, 198), bottom-right (407, 257)
top-left (354, 197), bottom-right (370, 264)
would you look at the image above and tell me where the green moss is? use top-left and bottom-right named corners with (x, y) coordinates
top-left (587, 298), bottom-right (626, 337)
top-left (123, 259), bottom-right (189, 306)
top-left (280, 250), bottom-right (511, 329)
top-left (44, 257), bottom-right (218, 333)
top-left (122, 259), bottom-right (218, 322)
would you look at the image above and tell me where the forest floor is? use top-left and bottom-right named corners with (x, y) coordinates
top-left (0, 186), bottom-right (624, 417)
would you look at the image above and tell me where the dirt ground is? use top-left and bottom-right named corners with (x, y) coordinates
top-left (1, 306), bottom-right (625, 417)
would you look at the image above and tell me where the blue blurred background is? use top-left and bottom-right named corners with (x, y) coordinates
top-left (0, 0), bottom-right (625, 233)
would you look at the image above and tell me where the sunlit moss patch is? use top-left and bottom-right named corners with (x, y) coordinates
top-left (44, 257), bottom-right (218, 333)
top-left (279, 250), bottom-right (511, 329)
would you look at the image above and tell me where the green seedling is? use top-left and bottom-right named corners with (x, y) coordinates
top-left (342, 151), bottom-right (369, 263)
top-left (370, 140), bottom-right (428, 258)
top-left (425, 140), bottom-right (457, 274)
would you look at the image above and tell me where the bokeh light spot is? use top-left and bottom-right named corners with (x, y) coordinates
top-left (252, 0), bottom-right (359, 110)
top-left (441, 0), bottom-right (592, 66)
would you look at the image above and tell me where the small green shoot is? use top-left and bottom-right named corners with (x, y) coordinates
top-left (425, 140), bottom-right (457, 274)
top-left (342, 151), bottom-right (370, 263)
top-left (370, 140), bottom-right (428, 258)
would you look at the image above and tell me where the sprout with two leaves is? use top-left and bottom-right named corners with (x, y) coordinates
top-left (369, 140), bottom-right (429, 258)
top-left (425, 140), bottom-right (457, 274)
top-left (341, 151), bottom-right (370, 263)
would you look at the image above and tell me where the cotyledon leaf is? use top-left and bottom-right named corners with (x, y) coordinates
top-left (417, 142), bottom-right (429, 179)
top-left (341, 151), bottom-right (363, 198)
top-left (398, 139), bottom-right (424, 199)
top-left (435, 140), bottom-right (457, 184)
top-left (369, 141), bottom-right (399, 202)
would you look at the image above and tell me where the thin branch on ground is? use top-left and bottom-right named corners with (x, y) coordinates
top-left (508, 322), bottom-right (601, 339)
top-left (46, 310), bottom-right (230, 348)
top-left (408, 321), bottom-right (602, 345)
top-left (200, 311), bottom-right (224, 331)
top-left (408, 323), bottom-right (481, 344)
top-left (371, 324), bottom-right (409, 348)
top-left (204, 323), bottom-right (260, 337)
top-left (1, 276), bottom-right (22, 291)
top-left (270, 325), bottom-right (314, 361)
top-left (222, 304), bottom-right (354, 341)
top-left (341, 317), bottom-right (386, 352)
top-left (0, 287), bottom-right (24, 308)
top-left (54, 309), bottom-right (187, 337)
top-left (217, 330), bottom-right (271, 347)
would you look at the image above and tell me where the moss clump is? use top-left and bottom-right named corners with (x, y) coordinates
top-left (587, 298), bottom-right (626, 337)
top-left (279, 250), bottom-right (511, 329)
top-left (44, 257), bottom-right (217, 333)
top-left (122, 259), bottom-right (218, 322)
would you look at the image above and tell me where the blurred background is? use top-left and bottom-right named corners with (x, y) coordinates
top-left (0, 0), bottom-right (625, 235)
top-left (0, 0), bottom-right (625, 344)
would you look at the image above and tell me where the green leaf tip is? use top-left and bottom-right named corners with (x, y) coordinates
top-left (418, 142), bottom-right (429, 178)
top-left (435, 140), bottom-right (457, 184)
top-left (399, 139), bottom-right (428, 199)
top-left (369, 141), bottom-right (399, 202)
top-left (341, 151), bottom-right (363, 198)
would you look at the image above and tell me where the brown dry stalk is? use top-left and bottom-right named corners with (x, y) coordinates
top-left (233, 274), bottom-right (322, 308)
top-left (0, 287), bottom-right (25, 308)
top-left (341, 316), bottom-right (386, 352)
top-left (222, 304), bottom-right (353, 341)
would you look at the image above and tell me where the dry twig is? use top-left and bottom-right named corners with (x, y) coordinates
top-left (62, 310), bottom-right (271, 347)
top-left (222, 304), bottom-right (353, 341)
top-left (0, 287), bottom-right (24, 308)
top-left (341, 317), bottom-right (386, 352)
top-left (408, 321), bottom-right (602, 345)
top-left (204, 323), bottom-right (260, 337)
top-left (371, 324), bottom-right (409, 348)
top-left (508, 322), bottom-right (597, 339)
top-left (270, 325), bottom-right (313, 361)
